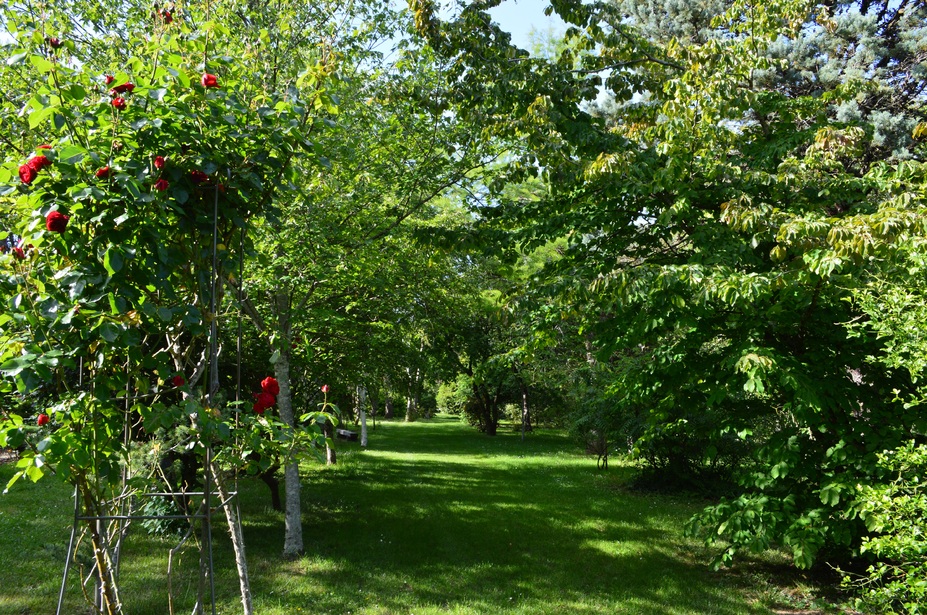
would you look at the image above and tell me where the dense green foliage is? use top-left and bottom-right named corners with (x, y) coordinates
top-left (845, 441), bottom-right (927, 614)
top-left (411, 0), bottom-right (927, 581)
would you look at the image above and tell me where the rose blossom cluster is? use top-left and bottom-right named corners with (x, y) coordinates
top-left (253, 377), bottom-right (280, 414)
top-left (105, 74), bottom-right (135, 110)
top-left (19, 145), bottom-right (52, 185)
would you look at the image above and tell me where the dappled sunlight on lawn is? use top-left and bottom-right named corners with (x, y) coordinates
top-left (273, 417), bottom-right (771, 615)
top-left (1, 417), bottom-right (785, 614)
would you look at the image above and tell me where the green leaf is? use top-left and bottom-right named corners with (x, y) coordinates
top-left (125, 180), bottom-right (142, 200)
top-left (99, 322), bottom-right (121, 343)
top-left (0, 355), bottom-right (35, 377)
top-left (4, 471), bottom-right (24, 493)
top-left (29, 54), bottom-right (54, 73)
top-left (38, 298), bottom-right (59, 319)
top-left (25, 463), bottom-right (44, 482)
top-left (58, 145), bottom-right (86, 165)
top-left (104, 247), bottom-right (124, 275)
top-left (28, 106), bottom-right (53, 129)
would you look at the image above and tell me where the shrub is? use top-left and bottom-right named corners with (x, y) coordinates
top-left (842, 441), bottom-right (927, 614)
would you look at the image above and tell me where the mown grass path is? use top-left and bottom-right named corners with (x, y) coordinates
top-left (1, 416), bottom-right (788, 614)
top-left (250, 416), bottom-right (772, 615)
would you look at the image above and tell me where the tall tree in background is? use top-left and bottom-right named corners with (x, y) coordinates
top-left (234, 11), bottom-right (497, 554)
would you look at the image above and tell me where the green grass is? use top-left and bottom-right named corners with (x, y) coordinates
top-left (1, 416), bottom-right (840, 614)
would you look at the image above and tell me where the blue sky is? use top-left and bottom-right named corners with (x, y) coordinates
top-left (485, 0), bottom-right (568, 51)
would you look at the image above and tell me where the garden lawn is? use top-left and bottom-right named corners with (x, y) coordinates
top-left (1, 415), bottom-right (835, 614)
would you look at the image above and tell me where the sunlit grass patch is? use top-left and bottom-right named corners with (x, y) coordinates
top-left (1, 416), bottom-right (844, 614)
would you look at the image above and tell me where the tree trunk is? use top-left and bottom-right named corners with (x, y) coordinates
top-left (323, 418), bottom-right (337, 465)
top-left (358, 386), bottom-right (368, 447)
top-left (368, 385), bottom-right (379, 430)
top-left (74, 476), bottom-right (122, 615)
top-left (211, 462), bottom-right (253, 615)
top-left (405, 394), bottom-right (414, 422)
top-left (404, 366), bottom-right (418, 422)
top-left (272, 310), bottom-right (303, 558)
top-left (521, 381), bottom-right (530, 441)
top-left (474, 384), bottom-right (499, 435)
top-left (384, 396), bottom-right (394, 419)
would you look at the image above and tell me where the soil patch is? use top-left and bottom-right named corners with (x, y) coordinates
top-left (0, 448), bottom-right (18, 465)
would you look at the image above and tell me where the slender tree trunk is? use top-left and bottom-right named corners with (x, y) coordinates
top-left (77, 478), bottom-right (121, 615)
top-left (324, 417), bottom-right (337, 465)
top-left (358, 386), bottom-right (368, 447)
top-left (418, 377), bottom-right (431, 419)
top-left (521, 381), bottom-right (530, 441)
top-left (320, 413), bottom-right (337, 466)
top-left (384, 396), bottom-right (394, 419)
top-left (211, 462), bottom-right (253, 615)
top-left (368, 386), bottom-right (379, 430)
top-left (404, 367), bottom-right (417, 422)
top-left (272, 301), bottom-right (303, 557)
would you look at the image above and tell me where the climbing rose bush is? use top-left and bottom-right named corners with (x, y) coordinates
top-left (0, 8), bottom-right (338, 611)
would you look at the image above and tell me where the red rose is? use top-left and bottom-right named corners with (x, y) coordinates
top-left (105, 74), bottom-right (115, 85)
top-left (321, 384), bottom-right (330, 394)
top-left (254, 391), bottom-right (276, 410)
top-left (172, 375), bottom-right (185, 387)
top-left (161, 10), bottom-right (173, 23)
top-left (12, 247), bottom-right (25, 260)
top-left (154, 156), bottom-right (166, 169)
top-left (27, 155), bottom-right (51, 171)
top-left (112, 97), bottom-right (127, 110)
top-left (47, 37), bottom-right (61, 49)
top-left (46, 211), bottom-right (69, 233)
top-left (37, 413), bottom-right (50, 426)
top-left (258, 391), bottom-right (276, 408)
top-left (252, 401), bottom-right (266, 414)
top-left (153, 178), bottom-right (169, 192)
top-left (201, 73), bottom-right (219, 88)
top-left (111, 82), bottom-right (135, 94)
top-left (95, 166), bottom-right (112, 178)
top-left (19, 164), bottom-right (37, 184)
top-left (261, 377), bottom-right (280, 396)
top-left (190, 170), bottom-right (209, 183)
